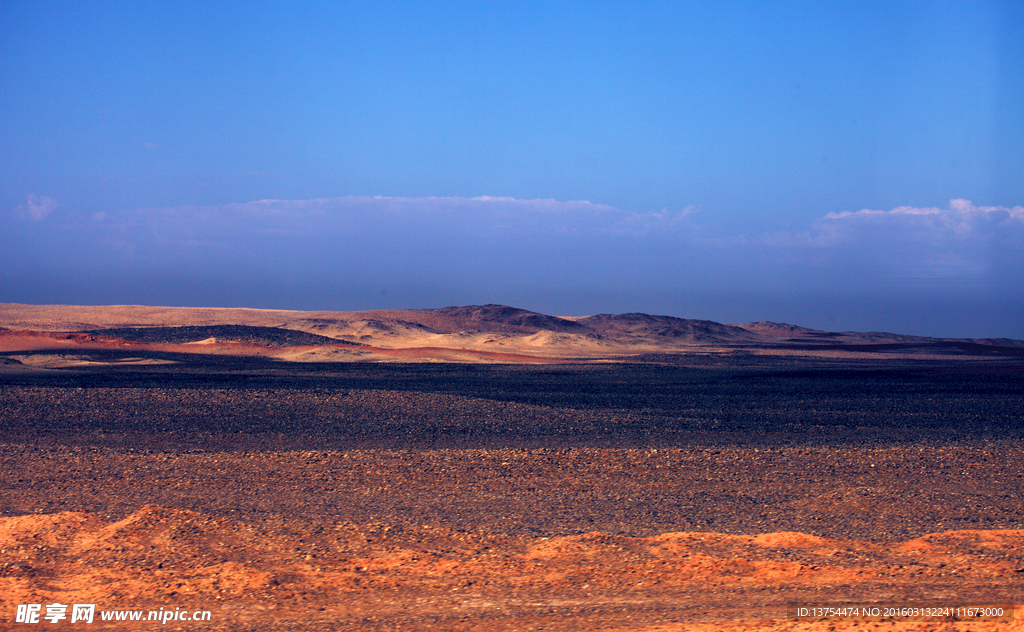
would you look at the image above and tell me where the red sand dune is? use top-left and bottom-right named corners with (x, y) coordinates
top-left (2, 506), bottom-right (1021, 630)
top-left (0, 329), bottom-right (561, 364)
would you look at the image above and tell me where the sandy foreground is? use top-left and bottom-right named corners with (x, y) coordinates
top-left (3, 506), bottom-right (1022, 631)
top-left (3, 446), bottom-right (1022, 631)
top-left (1, 303), bottom-right (1023, 630)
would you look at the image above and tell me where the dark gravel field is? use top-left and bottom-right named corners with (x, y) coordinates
top-left (1, 352), bottom-right (1023, 541)
top-left (81, 325), bottom-right (347, 346)
top-left (3, 443), bottom-right (1022, 542)
top-left (3, 353), bottom-right (1024, 630)
top-left (1, 351), bottom-right (1023, 450)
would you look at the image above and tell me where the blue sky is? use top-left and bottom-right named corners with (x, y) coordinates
top-left (2, 1), bottom-right (1022, 337)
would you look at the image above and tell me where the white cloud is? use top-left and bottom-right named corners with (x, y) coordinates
top-left (16, 194), bottom-right (58, 221)
top-left (824, 199), bottom-right (1024, 221)
top-left (121, 195), bottom-right (700, 241)
top-left (760, 199), bottom-right (1024, 289)
top-left (768, 199), bottom-right (1024, 247)
top-left (24, 194), bottom-right (1020, 297)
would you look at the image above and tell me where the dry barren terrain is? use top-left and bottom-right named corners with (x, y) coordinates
top-left (1, 304), bottom-right (1022, 630)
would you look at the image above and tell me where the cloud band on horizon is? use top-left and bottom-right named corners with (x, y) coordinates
top-left (3, 195), bottom-right (1022, 337)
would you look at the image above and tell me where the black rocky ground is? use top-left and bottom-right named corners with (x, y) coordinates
top-left (3, 352), bottom-right (1024, 631)
top-left (80, 325), bottom-right (349, 346)
top-left (1, 350), bottom-right (1022, 450)
top-left (1, 350), bottom-right (1023, 541)
top-left (3, 443), bottom-right (1022, 543)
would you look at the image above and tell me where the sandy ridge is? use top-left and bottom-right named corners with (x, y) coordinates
top-left (3, 303), bottom-right (1022, 365)
top-left (2, 505), bottom-right (1021, 630)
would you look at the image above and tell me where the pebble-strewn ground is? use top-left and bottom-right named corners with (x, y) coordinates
top-left (2, 356), bottom-right (1023, 630)
top-left (2, 445), bottom-right (1023, 541)
top-left (2, 355), bottom-right (1023, 449)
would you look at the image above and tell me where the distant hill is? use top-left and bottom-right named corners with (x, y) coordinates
top-left (577, 313), bottom-right (761, 344)
top-left (426, 304), bottom-right (590, 335)
top-left (1, 303), bottom-right (1022, 363)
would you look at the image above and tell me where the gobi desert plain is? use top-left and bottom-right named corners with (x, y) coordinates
top-left (1, 302), bottom-right (1022, 631)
